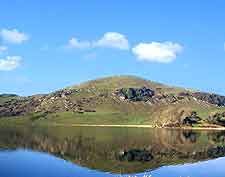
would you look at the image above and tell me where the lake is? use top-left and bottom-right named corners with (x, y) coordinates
top-left (0, 126), bottom-right (225, 177)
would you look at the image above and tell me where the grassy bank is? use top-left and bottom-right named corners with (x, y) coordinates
top-left (1, 111), bottom-right (225, 130)
top-left (0, 111), bottom-right (150, 126)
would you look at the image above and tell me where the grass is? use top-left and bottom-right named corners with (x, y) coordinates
top-left (0, 94), bottom-right (18, 104)
top-left (1, 107), bottom-right (225, 130)
top-left (0, 111), bottom-right (151, 127)
top-left (1, 94), bottom-right (225, 128)
top-left (1, 76), bottom-right (225, 128)
top-left (34, 112), bottom-right (150, 126)
top-left (193, 106), bottom-right (225, 119)
top-left (72, 75), bottom-right (186, 94)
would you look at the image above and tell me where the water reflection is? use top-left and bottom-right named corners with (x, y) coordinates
top-left (0, 126), bottom-right (225, 174)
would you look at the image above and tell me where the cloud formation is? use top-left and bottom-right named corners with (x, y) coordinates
top-left (0, 29), bottom-right (29, 44)
top-left (66, 33), bottom-right (183, 63)
top-left (132, 42), bottom-right (183, 63)
top-left (0, 46), bottom-right (7, 54)
top-left (93, 32), bottom-right (129, 50)
top-left (0, 56), bottom-right (22, 71)
top-left (67, 32), bottom-right (129, 50)
top-left (68, 37), bottom-right (91, 49)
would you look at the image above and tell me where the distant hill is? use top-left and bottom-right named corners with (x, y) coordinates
top-left (1, 75), bottom-right (225, 128)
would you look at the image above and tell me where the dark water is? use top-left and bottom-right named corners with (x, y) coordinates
top-left (0, 126), bottom-right (225, 177)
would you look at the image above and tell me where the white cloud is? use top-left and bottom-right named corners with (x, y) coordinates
top-left (94, 32), bottom-right (129, 50)
top-left (0, 29), bottom-right (29, 44)
top-left (132, 42), bottom-right (183, 63)
top-left (0, 46), bottom-right (7, 54)
top-left (0, 56), bottom-right (22, 71)
top-left (66, 32), bottom-right (129, 50)
top-left (67, 37), bottom-right (91, 49)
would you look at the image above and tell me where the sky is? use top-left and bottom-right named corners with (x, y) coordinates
top-left (0, 0), bottom-right (225, 96)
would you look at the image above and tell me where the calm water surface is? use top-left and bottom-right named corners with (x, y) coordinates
top-left (0, 126), bottom-right (225, 177)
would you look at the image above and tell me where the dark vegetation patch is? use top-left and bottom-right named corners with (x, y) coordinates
top-left (116, 149), bottom-right (153, 162)
top-left (207, 112), bottom-right (225, 126)
top-left (182, 111), bottom-right (202, 126)
top-left (115, 87), bottom-right (155, 101)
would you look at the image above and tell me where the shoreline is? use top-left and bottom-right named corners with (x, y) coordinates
top-left (52, 123), bottom-right (225, 131)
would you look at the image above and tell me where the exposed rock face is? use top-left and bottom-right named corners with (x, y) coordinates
top-left (0, 97), bottom-right (39, 117)
top-left (0, 89), bottom-right (93, 117)
top-left (115, 87), bottom-right (225, 108)
top-left (191, 92), bottom-right (225, 106)
top-left (115, 88), bottom-right (210, 105)
top-left (51, 89), bottom-right (79, 98)
top-left (178, 92), bottom-right (191, 97)
top-left (114, 87), bottom-right (155, 101)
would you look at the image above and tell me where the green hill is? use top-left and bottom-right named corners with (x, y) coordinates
top-left (1, 75), bottom-right (225, 128)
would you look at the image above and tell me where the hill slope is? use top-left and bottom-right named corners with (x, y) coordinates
top-left (1, 76), bottom-right (225, 128)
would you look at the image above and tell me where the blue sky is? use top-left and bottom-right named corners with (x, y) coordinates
top-left (0, 0), bottom-right (225, 96)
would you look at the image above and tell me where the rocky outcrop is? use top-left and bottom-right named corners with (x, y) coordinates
top-left (0, 89), bottom-right (94, 117)
top-left (114, 87), bottom-right (155, 101)
top-left (115, 87), bottom-right (225, 107)
top-left (50, 89), bottom-right (79, 98)
top-left (0, 97), bottom-right (39, 117)
top-left (192, 92), bottom-right (225, 106)
top-left (177, 92), bottom-right (225, 107)
top-left (207, 112), bottom-right (225, 126)
top-left (165, 111), bottom-right (202, 127)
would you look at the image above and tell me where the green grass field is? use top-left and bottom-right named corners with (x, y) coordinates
top-left (1, 104), bottom-right (225, 128)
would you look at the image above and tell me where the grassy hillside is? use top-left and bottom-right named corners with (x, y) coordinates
top-left (72, 75), bottom-right (187, 94)
top-left (1, 75), bottom-right (225, 128)
top-left (0, 94), bottom-right (18, 104)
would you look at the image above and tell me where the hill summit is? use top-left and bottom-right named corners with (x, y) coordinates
top-left (1, 75), bottom-right (225, 128)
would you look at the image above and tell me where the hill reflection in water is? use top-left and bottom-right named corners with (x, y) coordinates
top-left (0, 126), bottom-right (225, 174)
